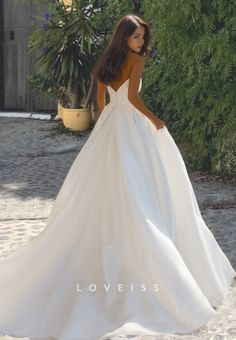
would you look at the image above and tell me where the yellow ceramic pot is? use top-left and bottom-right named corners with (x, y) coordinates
top-left (62, 107), bottom-right (92, 131)
top-left (57, 102), bottom-right (63, 119)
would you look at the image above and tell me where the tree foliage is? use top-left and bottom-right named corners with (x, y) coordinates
top-left (142, 0), bottom-right (236, 177)
top-left (27, 0), bottom-right (133, 107)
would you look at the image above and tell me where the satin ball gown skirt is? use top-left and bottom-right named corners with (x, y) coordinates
top-left (0, 78), bottom-right (235, 339)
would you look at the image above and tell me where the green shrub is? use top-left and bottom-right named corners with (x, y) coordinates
top-left (142, 0), bottom-right (236, 177)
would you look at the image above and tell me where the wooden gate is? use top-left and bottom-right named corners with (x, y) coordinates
top-left (0, 0), bottom-right (56, 112)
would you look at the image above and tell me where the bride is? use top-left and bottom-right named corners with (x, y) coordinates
top-left (0, 13), bottom-right (235, 340)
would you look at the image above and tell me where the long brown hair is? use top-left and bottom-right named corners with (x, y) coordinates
top-left (91, 14), bottom-right (151, 85)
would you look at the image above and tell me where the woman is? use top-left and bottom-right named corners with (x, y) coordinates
top-left (0, 13), bottom-right (235, 340)
top-left (92, 14), bottom-right (165, 131)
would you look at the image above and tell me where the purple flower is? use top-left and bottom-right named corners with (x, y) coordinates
top-left (41, 23), bottom-right (48, 30)
top-left (44, 13), bottom-right (50, 22)
top-left (150, 48), bottom-right (158, 58)
top-left (131, 0), bottom-right (140, 5)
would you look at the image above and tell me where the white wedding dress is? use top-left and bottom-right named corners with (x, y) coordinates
top-left (0, 78), bottom-right (235, 340)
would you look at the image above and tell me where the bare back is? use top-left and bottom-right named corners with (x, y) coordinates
top-left (108, 52), bottom-right (136, 91)
top-left (96, 51), bottom-right (147, 115)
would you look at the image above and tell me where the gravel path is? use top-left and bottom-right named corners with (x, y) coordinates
top-left (0, 117), bottom-right (235, 340)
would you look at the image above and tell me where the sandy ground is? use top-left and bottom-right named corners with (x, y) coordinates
top-left (0, 117), bottom-right (235, 340)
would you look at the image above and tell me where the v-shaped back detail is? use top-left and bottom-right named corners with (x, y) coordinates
top-left (107, 78), bottom-right (130, 93)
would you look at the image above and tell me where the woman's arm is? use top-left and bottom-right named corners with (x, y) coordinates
top-left (128, 55), bottom-right (165, 129)
top-left (96, 79), bottom-right (106, 113)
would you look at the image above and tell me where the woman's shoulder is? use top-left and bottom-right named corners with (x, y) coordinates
top-left (127, 50), bottom-right (146, 59)
top-left (127, 51), bottom-right (146, 66)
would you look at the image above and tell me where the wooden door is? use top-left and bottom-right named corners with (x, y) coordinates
top-left (0, 0), bottom-right (56, 112)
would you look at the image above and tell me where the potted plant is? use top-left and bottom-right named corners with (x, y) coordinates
top-left (28, 0), bottom-right (98, 131)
